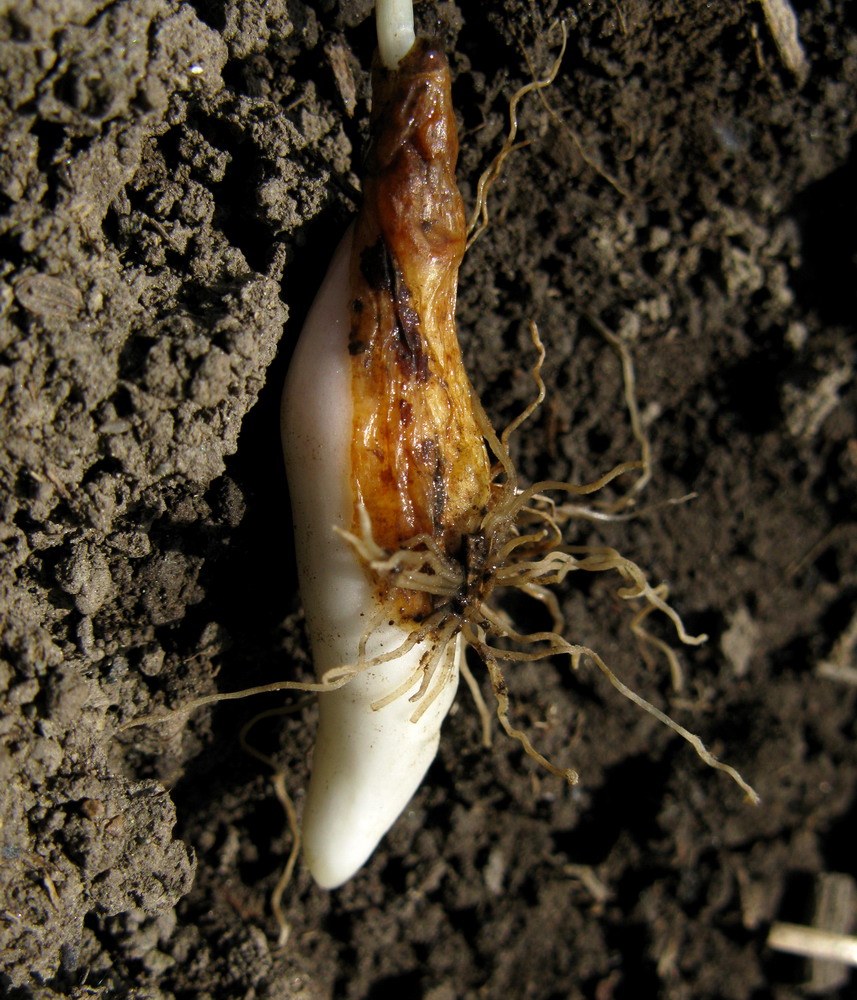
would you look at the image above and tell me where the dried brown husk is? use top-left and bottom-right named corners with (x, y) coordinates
top-left (348, 40), bottom-right (491, 619)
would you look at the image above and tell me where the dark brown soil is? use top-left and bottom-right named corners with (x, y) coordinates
top-left (2, 1), bottom-right (856, 998)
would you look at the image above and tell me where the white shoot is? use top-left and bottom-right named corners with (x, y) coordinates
top-left (376, 0), bottom-right (415, 69)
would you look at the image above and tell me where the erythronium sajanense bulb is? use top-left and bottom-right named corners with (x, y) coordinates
top-left (282, 38), bottom-right (490, 889)
top-left (281, 20), bottom-right (758, 890)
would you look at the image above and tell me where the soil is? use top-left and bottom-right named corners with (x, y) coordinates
top-left (1, 1), bottom-right (856, 998)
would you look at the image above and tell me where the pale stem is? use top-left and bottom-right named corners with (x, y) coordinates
top-left (376, 0), bottom-right (415, 69)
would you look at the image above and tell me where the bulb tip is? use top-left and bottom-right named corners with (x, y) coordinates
top-left (300, 643), bottom-right (461, 888)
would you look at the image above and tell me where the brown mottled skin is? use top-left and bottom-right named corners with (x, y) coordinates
top-left (349, 39), bottom-right (491, 616)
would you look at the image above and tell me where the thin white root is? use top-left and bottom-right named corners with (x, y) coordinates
top-left (460, 583), bottom-right (756, 803)
top-left (460, 656), bottom-right (493, 748)
top-left (584, 645), bottom-right (760, 804)
top-left (583, 312), bottom-right (652, 508)
top-left (271, 771), bottom-right (300, 948)
top-left (481, 461), bottom-right (643, 538)
top-left (500, 321), bottom-right (547, 450)
top-left (466, 23), bottom-right (568, 250)
top-left (473, 630), bottom-right (579, 785)
top-left (630, 591), bottom-right (686, 693)
top-left (564, 545), bottom-right (707, 646)
top-left (115, 674), bottom-right (359, 733)
top-left (239, 707), bottom-right (307, 946)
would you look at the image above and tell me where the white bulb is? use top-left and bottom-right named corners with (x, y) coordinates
top-left (281, 227), bottom-right (460, 889)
